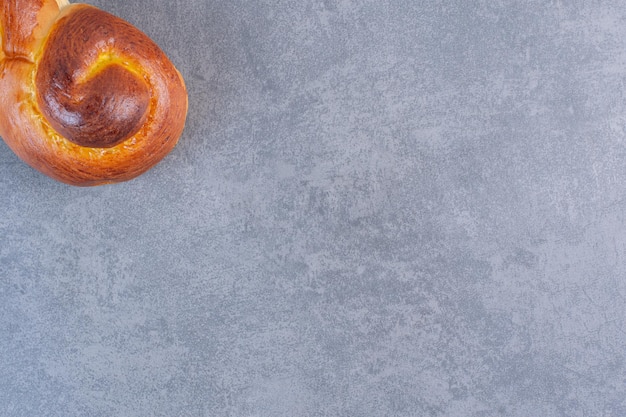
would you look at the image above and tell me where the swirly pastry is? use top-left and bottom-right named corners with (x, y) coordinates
top-left (0, 0), bottom-right (188, 186)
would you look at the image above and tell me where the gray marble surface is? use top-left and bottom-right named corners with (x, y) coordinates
top-left (2, 0), bottom-right (626, 415)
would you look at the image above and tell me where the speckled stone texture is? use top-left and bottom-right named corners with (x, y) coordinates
top-left (2, 0), bottom-right (626, 415)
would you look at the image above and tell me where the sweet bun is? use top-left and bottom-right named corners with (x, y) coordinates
top-left (0, 0), bottom-right (188, 186)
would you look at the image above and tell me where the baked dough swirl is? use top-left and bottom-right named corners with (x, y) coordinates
top-left (0, 0), bottom-right (188, 186)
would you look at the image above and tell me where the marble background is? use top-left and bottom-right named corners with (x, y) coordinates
top-left (2, 0), bottom-right (626, 415)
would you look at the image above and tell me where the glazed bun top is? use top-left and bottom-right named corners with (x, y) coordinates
top-left (0, 0), bottom-right (188, 186)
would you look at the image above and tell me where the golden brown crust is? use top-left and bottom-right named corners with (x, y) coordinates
top-left (0, 1), bottom-right (188, 186)
top-left (37, 7), bottom-right (154, 148)
top-left (2, 0), bottom-right (68, 60)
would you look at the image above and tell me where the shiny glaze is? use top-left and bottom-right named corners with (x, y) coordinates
top-left (0, 1), bottom-right (188, 186)
top-left (36, 7), bottom-right (152, 148)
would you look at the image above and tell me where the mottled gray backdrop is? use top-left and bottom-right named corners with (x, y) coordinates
top-left (2, 0), bottom-right (626, 415)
